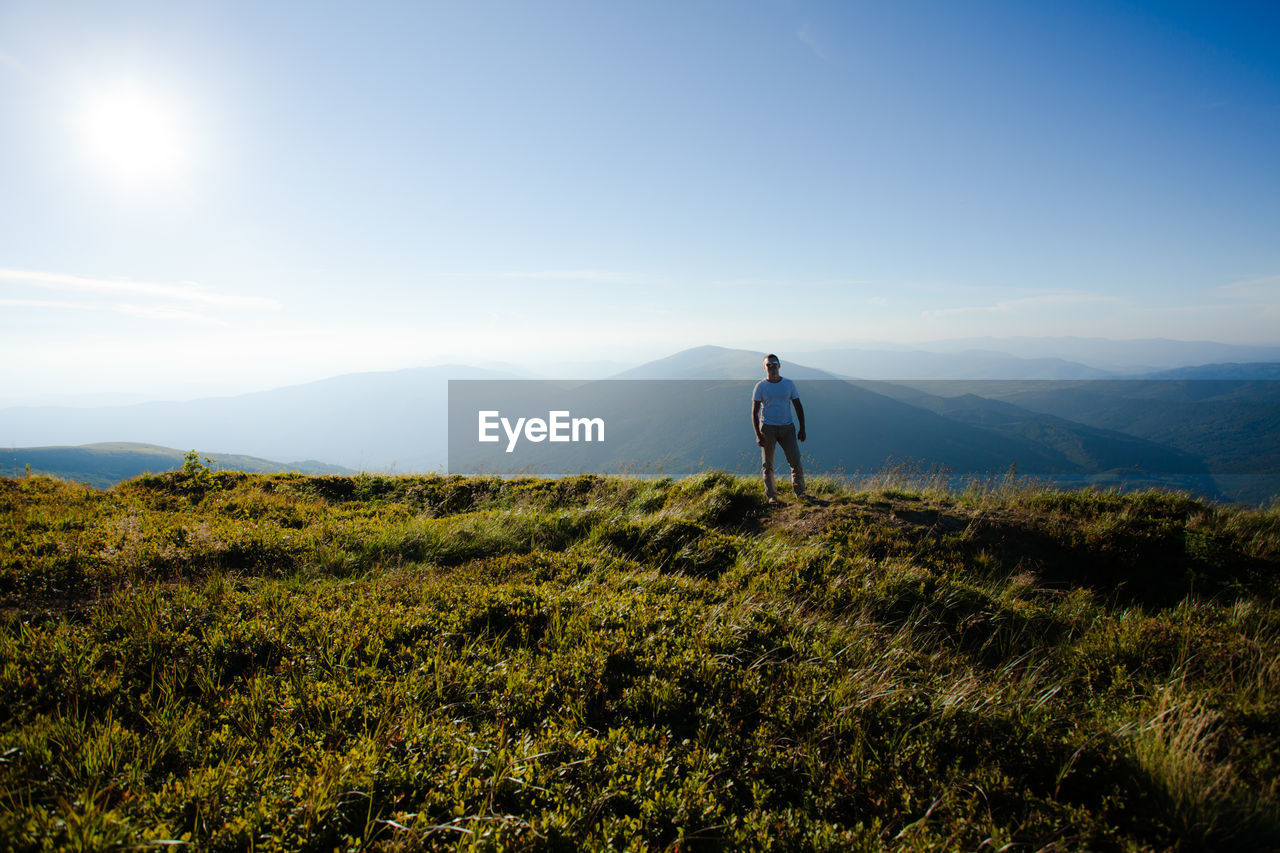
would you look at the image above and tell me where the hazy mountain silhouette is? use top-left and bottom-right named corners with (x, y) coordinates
top-left (786, 348), bottom-right (1113, 379)
top-left (861, 382), bottom-right (1206, 475)
top-left (956, 380), bottom-right (1280, 476)
top-left (0, 365), bottom-right (521, 472)
top-left (3, 443), bottom-right (352, 489)
top-left (911, 337), bottom-right (1280, 372)
top-left (450, 347), bottom-right (1211, 491)
top-left (609, 345), bottom-right (846, 380)
top-left (1132, 363), bottom-right (1280, 380)
top-left (5, 343), bottom-right (1277, 502)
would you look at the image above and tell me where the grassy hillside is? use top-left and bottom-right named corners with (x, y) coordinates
top-left (0, 443), bottom-right (354, 490)
top-left (2, 467), bottom-right (1279, 850)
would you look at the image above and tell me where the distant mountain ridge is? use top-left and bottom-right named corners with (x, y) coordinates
top-left (4, 343), bottom-right (1278, 502)
top-left (449, 376), bottom-right (1206, 486)
top-left (905, 336), bottom-right (1280, 372)
top-left (1131, 363), bottom-right (1280, 380)
top-left (610, 345), bottom-right (846, 380)
top-left (787, 348), bottom-right (1113, 380)
top-left (0, 365), bottom-right (522, 472)
top-left (2, 443), bottom-right (353, 490)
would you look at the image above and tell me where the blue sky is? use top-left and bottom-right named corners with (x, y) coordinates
top-left (2, 1), bottom-right (1278, 399)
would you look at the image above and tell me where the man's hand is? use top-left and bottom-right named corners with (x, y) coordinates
top-left (797, 427), bottom-right (806, 442)
top-left (756, 433), bottom-right (766, 447)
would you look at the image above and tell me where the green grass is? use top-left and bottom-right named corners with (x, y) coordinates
top-left (2, 467), bottom-right (1279, 850)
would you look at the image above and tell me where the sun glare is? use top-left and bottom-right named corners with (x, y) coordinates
top-left (78, 85), bottom-right (189, 187)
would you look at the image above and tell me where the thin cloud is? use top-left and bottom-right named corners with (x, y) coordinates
top-left (0, 297), bottom-right (96, 311)
top-left (796, 22), bottom-right (832, 63)
top-left (1139, 303), bottom-right (1252, 316)
top-left (0, 50), bottom-right (29, 77)
top-left (0, 268), bottom-right (280, 310)
top-left (1217, 275), bottom-right (1280, 303)
top-left (709, 276), bottom-right (876, 288)
top-left (0, 295), bottom-right (225, 325)
top-left (499, 269), bottom-right (661, 287)
top-left (922, 292), bottom-right (1118, 319)
top-left (114, 303), bottom-right (229, 326)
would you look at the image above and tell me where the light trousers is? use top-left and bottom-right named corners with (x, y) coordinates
top-left (760, 422), bottom-right (805, 499)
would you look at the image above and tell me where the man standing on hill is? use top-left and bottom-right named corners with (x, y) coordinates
top-left (752, 353), bottom-right (807, 505)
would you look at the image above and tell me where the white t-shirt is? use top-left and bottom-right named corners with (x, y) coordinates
top-left (753, 377), bottom-right (799, 426)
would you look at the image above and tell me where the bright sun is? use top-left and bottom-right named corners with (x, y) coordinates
top-left (78, 85), bottom-right (189, 187)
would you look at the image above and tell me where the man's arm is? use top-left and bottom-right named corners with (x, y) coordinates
top-left (793, 398), bottom-right (806, 442)
top-left (752, 400), bottom-right (765, 446)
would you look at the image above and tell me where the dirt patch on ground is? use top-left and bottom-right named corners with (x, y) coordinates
top-left (757, 494), bottom-right (984, 540)
top-left (758, 498), bottom-right (843, 537)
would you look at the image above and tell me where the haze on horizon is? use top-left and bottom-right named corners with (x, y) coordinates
top-left (2, 1), bottom-right (1278, 402)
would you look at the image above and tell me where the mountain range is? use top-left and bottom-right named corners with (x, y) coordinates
top-left (4, 340), bottom-right (1278, 503)
top-left (1, 443), bottom-right (351, 490)
top-left (447, 377), bottom-right (1206, 482)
